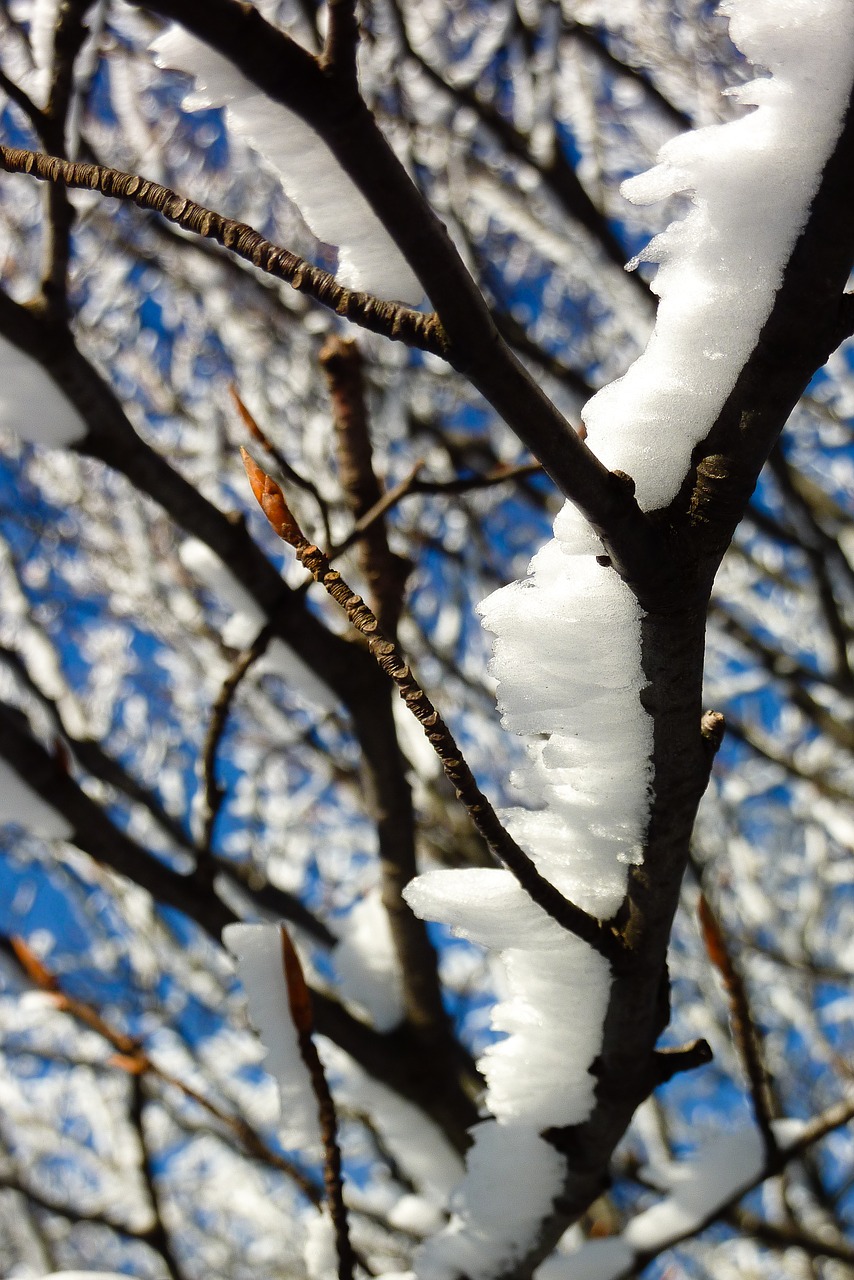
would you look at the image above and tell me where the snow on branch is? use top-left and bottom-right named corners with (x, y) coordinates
top-left (151, 25), bottom-right (423, 304)
top-left (0, 755), bottom-right (73, 839)
top-left (0, 330), bottom-right (86, 446)
top-left (0, 146), bottom-right (443, 352)
top-left (400, 3), bottom-right (854, 1277)
top-left (577, 0), bottom-right (854, 514)
top-left (222, 922), bottom-right (322, 1156)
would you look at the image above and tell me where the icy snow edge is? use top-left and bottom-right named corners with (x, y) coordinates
top-left (151, 26), bottom-right (423, 304)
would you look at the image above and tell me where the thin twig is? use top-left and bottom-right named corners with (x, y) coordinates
top-left (241, 451), bottom-right (626, 961)
top-left (0, 145), bottom-right (447, 353)
top-left (321, 336), bottom-right (411, 638)
top-left (328, 460), bottom-right (544, 563)
top-left (9, 935), bottom-right (324, 1205)
top-left (726, 1206), bottom-right (854, 1267)
top-left (280, 926), bottom-right (356, 1280)
top-left (698, 894), bottom-right (777, 1161)
top-left (129, 1072), bottom-right (187, 1280)
top-left (198, 619), bottom-right (276, 872)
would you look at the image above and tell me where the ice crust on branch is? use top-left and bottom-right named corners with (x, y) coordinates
top-left (332, 886), bottom-right (405, 1032)
top-left (222, 923), bottom-right (321, 1154)
top-left (551, 1121), bottom-right (805, 1278)
top-left (151, 27), bottom-right (423, 304)
top-left (406, 3), bottom-right (854, 1276)
top-left (0, 335), bottom-right (87, 447)
top-left (577, 0), bottom-right (854, 511)
top-left (0, 756), bottom-right (72, 839)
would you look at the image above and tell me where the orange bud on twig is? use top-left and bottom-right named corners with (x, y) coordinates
top-left (240, 447), bottom-right (302, 545)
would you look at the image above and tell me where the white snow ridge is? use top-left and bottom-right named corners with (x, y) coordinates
top-left (405, 2), bottom-right (854, 1277)
top-left (151, 26), bottom-right (423, 304)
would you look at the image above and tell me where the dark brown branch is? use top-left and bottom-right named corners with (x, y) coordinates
top-left (0, 639), bottom-right (332, 942)
top-left (0, 145), bottom-right (444, 351)
top-left (39, 0), bottom-right (94, 318)
top-left (564, 20), bottom-right (692, 132)
top-left (130, 0), bottom-right (673, 603)
top-left (698, 893), bottom-right (777, 1161)
top-left (321, 0), bottom-right (360, 91)
top-left (0, 67), bottom-right (52, 146)
top-left (281, 927), bottom-right (355, 1280)
top-left (711, 604), bottom-right (854, 750)
top-left (767, 446), bottom-right (854, 690)
top-left (725, 718), bottom-right (854, 805)
top-left (130, 1073), bottom-right (187, 1280)
top-left (321, 335), bottom-right (411, 639)
top-left (385, 0), bottom-right (650, 291)
top-left (0, 699), bottom-right (235, 936)
top-left (242, 451), bottom-right (625, 962)
top-left (198, 618), bottom-right (276, 876)
top-left (727, 1206), bottom-right (854, 1267)
top-left (0, 1171), bottom-right (167, 1255)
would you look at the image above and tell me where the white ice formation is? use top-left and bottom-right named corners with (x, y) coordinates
top-left (0, 334), bottom-right (87, 447)
top-left (333, 887), bottom-right (405, 1032)
top-left (405, 3), bottom-right (854, 1276)
top-left (548, 1121), bottom-right (805, 1279)
top-left (151, 26), bottom-right (423, 303)
top-left (222, 922), bottom-right (321, 1155)
top-left (0, 756), bottom-right (73, 839)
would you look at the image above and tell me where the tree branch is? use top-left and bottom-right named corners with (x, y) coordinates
top-left (242, 451), bottom-right (627, 962)
top-left (128, 0), bottom-right (674, 602)
top-left (0, 144), bottom-right (443, 351)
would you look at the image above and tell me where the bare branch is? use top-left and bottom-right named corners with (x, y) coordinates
top-left (321, 336), bottom-right (411, 639)
top-left (698, 893), bottom-right (777, 1161)
top-left (281, 926), bottom-right (356, 1280)
top-left (0, 145), bottom-right (444, 351)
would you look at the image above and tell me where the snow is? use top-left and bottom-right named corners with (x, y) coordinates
top-left (545, 1121), bottom-right (808, 1277)
top-left (304, 1209), bottom-right (338, 1280)
top-left (580, 0), bottom-right (854, 512)
top-left (324, 1045), bottom-right (465, 1205)
top-left (0, 756), bottom-right (73, 839)
top-left (222, 922), bottom-right (321, 1154)
top-left (0, 334), bottom-right (87, 446)
top-left (405, 3), bottom-right (854, 1276)
top-left (537, 1239), bottom-right (635, 1280)
top-left (415, 1121), bottom-right (566, 1280)
top-left (406, 870), bottom-right (610, 1127)
top-left (623, 1127), bottom-right (767, 1251)
top-left (333, 887), bottom-right (405, 1032)
top-left (151, 26), bottom-right (423, 304)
